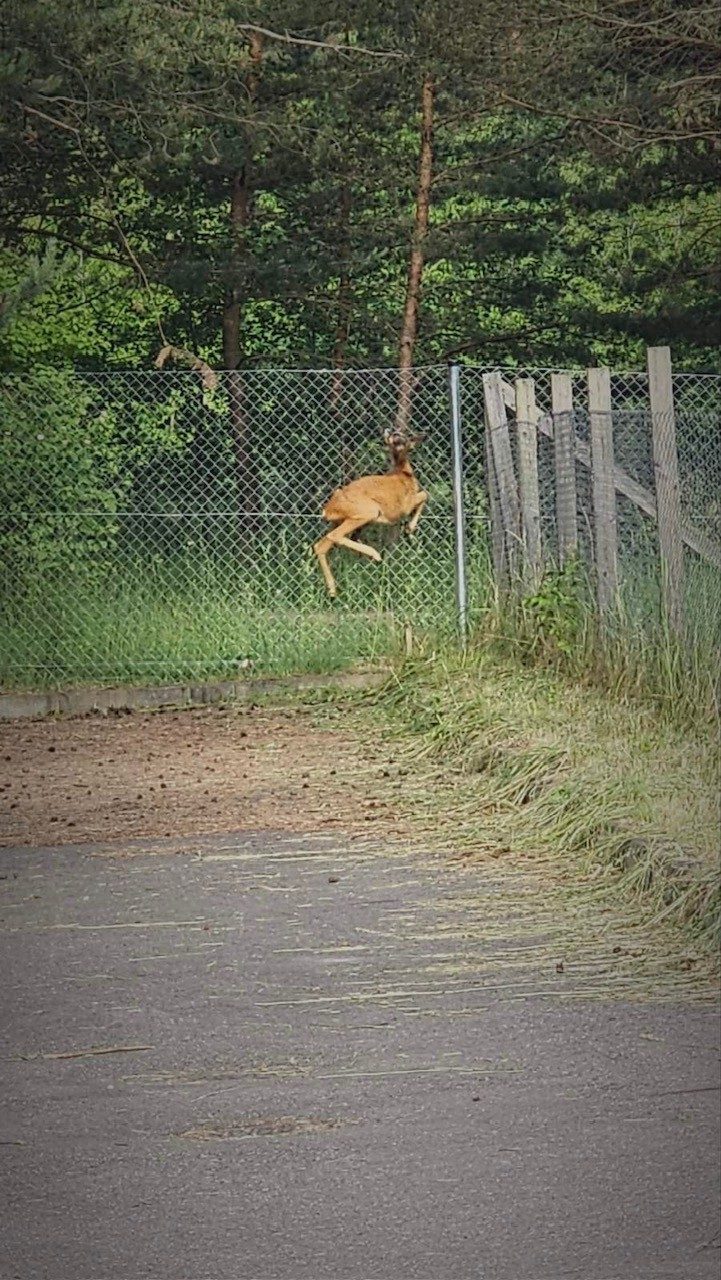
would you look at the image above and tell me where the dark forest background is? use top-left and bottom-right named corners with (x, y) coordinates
top-left (1, 0), bottom-right (719, 373)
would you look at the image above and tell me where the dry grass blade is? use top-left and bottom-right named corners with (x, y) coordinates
top-left (14, 1044), bottom-right (154, 1062)
top-left (177, 1115), bottom-right (344, 1141)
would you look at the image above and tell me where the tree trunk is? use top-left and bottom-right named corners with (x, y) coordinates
top-left (221, 170), bottom-right (248, 370)
top-left (396, 71), bottom-right (435, 435)
top-left (330, 184), bottom-right (353, 481)
top-left (222, 32), bottom-right (263, 541)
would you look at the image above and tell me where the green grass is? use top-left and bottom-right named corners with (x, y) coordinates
top-left (374, 648), bottom-right (721, 955)
top-left (0, 578), bottom-right (395, 688)
top-left (0, 536), bottom-right (468, 689)
top-left (1, 520), bottom-right (718, 738)
top-left (475, 554), bottom-right (721, 736)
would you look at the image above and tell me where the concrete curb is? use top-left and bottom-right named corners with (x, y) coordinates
top-left (0, 670), bottom-right (387, 721)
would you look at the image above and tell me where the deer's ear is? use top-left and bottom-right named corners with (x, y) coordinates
top-left (383, 428), bottom-right (393, 442)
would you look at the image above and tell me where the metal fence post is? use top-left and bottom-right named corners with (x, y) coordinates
top-left (449, 364), bottom-right (468, 645)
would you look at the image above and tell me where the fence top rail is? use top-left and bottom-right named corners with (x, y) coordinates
top-left (1, 364), bottom-right (720, 381)
top-left (0, 364), bottom-right (452, 378)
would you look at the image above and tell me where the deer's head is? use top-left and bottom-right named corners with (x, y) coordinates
top-left (383, 428), bottom-right (425, 466)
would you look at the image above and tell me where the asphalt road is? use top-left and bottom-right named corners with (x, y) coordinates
top-left (1, 831), bottom-right (719, 1280)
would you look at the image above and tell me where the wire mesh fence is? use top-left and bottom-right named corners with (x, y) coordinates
top-left (0, 366), bottom-right (461, 688)
top-left (1, 361), bottom-right (719, 690)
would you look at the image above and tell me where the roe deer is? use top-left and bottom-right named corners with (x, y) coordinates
top-left (313, 429), bottom-right (427, 597)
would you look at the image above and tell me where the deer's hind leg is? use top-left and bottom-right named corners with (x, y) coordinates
top-left (314, 533), bottom-right (340, 597)
top-left (314, 517), bottom-right (377, 597)
top-left (331, 518), bottom-right (383, 563)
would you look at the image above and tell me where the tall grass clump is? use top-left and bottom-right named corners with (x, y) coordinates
top-left (475, 553), bottom-right (720, 739)
top-left (378, 647), bottom-right (720, 954)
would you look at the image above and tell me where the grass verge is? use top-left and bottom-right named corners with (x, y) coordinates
top-left (370, 647), bottom-right (721, 958)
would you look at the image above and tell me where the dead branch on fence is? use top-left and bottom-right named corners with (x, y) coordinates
top-left (154, 345), bottom-right (218, 390)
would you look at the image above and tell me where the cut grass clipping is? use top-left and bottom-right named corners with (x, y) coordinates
top-left (376, 651), bottom-right (721, 957)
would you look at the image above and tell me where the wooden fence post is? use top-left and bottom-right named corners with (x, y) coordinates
top-left (483, 372), bottom-right (521, 583)
top-left (484, 421), bottom-right (507, 590)
top-left (587, 366), bottom-right (618, 620)
top-left (551, 373), bottom-right (578, 564)
top-left (647, 346), bottom-right (684, 634)
top-left (514, 378), bottom-right (543, 589)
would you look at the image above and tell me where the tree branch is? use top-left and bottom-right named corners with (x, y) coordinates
top-left (15, 102), bottom-right (81, 136)
top-left (234, 24), bottom-right (404, 58)
top-left (489, 87), bottom-right (720, 144)
top-left (3, 224), bottom-right (130, 268)
top-left (547, 0), bottom-right (721, 46)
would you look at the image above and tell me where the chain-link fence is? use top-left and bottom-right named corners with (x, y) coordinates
top-left (0, 367), bottom-right (460, 688)
top-left (1, 363), bottom-right (719, 690)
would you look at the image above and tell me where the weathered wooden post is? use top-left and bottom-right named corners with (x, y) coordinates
top-left (551, 373), bottom-right (578, 565)
top-left (484, 421), bottom-right (507, 590)
top-left (483, 372), bottom-right (521, 585)
top-left (448, 364), bottom-right (468, 643)
top-left (514, 377), bottom-right (543, 589)
top-left (647, 346), bottom-right (684, 634)
top-left (587, 366), bottom-right (618, 620)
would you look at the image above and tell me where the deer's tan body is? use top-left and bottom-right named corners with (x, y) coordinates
top-left (323, 466), bottom-right (420, 525)
top-left (313, 431), bottom-right (427, 597)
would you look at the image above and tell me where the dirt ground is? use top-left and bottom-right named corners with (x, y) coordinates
top-left (0, 703), bottom-right (413, 848)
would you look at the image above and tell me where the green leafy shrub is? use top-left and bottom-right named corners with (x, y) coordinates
top-left (521, 560), bottom-right (588, 659)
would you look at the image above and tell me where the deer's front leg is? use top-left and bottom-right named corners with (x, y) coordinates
top-left (406, 490), bottom-right (428, 535)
